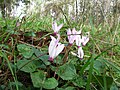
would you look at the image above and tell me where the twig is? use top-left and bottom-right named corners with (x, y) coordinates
top-left (18, 40), bottom-right (41, 49)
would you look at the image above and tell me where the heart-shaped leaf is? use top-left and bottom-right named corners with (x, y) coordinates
top-left (52, 63), bottom-right (76, 80)
top-left (17, 60), bottom-right (37, 73)
top-left (30, 70), bottom-right (46, 88)
top-left (43, 77), bottom-right (58, 89)
top-left (17, 44), bottom-right (33, 58)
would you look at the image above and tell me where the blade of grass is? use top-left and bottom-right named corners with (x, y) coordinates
top-left (86, 57), bottom-right (94, 90)
top-left (94, 44), bottom-right (117, 60)
top-left (1, 51), bottom-right (19, 90)
top-left (79, 55), bottom-right (92, 74)
top-left (0, 32), bottom-right (8, 41)
top-left (3, 32), bottom-right (11, 43)
top-left (101, 58), bottom-right (120, 72)
top-left (86, 16), bottom-right (95, 90)
top-left (103, 73), bottom-right (107, 90)
top-left (93, 75), bottom-right (104, 89)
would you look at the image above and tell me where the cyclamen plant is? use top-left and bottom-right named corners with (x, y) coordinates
top-left (48, 21), bottom-right (89, 62)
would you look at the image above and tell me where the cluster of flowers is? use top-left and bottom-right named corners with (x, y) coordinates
top-left (48, 21), bottom-right (89, 62)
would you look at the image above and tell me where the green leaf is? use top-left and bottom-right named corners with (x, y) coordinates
top-left (33, 48), bottom-right (50, 65)
top-left (65, 87), bottom-right (76, 90)
top-left (94, 60), bottom-right (105, 74)
top-left (43, 77), bottom-right (58, 89)
top-left (54, 55), bottom-right (64, 64)
top-left (17, 60), bottom-right (37, 73)
top-left (0, 85), bottom-right (5, 90)
top-left (72, 76), bottom-right (86, 88)
top-left (30, 70), bottom-right (46, 88)
top-left (9, 81), bottom-right (23, 87)
top-left (24, 32), bottom-right (36, 37)
top-left (54, 63), bottom-right (76, 80)
top-left (39, 55), bottom-right (50, 65)
top-left (56, 88), bottom-right (64, 90)
top-left (17, 44), bottom-right (33, 58)
top-left (110, 83), bottom-right (119, 90)
top-left (56, 87), bottom-right (76, 90)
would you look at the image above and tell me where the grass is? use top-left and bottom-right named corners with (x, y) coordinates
top-left (0, 13), bottom-right (120, 90)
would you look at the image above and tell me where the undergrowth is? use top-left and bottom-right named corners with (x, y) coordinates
top-left (0, 15), bottom-right (120, 90)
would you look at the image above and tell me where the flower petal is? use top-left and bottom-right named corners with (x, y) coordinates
top-left (76, 30), bottom-right (81, 34)
top-left (81, 36), bottom-right (89, 46)
top-left (72, 28), bottom-right (76, 34)
top-left (67, 28), bottom-right (76, 44)
top-left (78, 47), bottom-right (84, 59)
top-left (52, 21), bottom-right (57, 32)
top-left (69, 36), bottom-right (76, 44)
top-left (49, 36), bottom-right (57, 58)
top-left (57, 24), bottom-right (63, 32)
top-left (67, 28), bottom-right (71, 35)
top-left (55, 43), bottom-right (64, 58)
top-left (56, 34), bottom-right (60, 41)
top-left (67, 28), bottom-right (71, 41)
top-left (52, 21), bottom-right (63, 33)
top-left (75, 35), bottom-right (82, 46)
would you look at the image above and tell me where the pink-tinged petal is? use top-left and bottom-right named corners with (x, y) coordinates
top-left (56, 34), bottom-right (60, 41)
top-left (57, 24), bottom-right (63, 32)
top-left (67, 28), bottom-right (71, 35)
top-left (75, 36), bottom-right (79, 46)
top-left (69, 36), bottom-right (76, 44)
top-left (50, 35), bottom-right (57, 41)
top-left (52, 21), bottom-right (57, 32)
top-left (52, 21), bottom-right (63, 34)
top-left (48, 35), bottom-right (64, 60)
top-left (72, 28), bottom-right (76, 34)
top-left (55, 43), bottom-right (64, 58)
top-left (67, 29), bottom-right (71, 42)
top-left (67, 28), bottom-right (76, 44)
top-left (78, 47), bottom-right (84, 59)
top-left (48, 36), bottom-right (57, 58)
top-left (72, 28), bottom-right (77, 42)
top-left (48, 41), bottom-right (54, 58)
top-left (51, 35), bottom-right (59, 45)
top-left (50, 48), bottom-right (56, 59)
top-left (75, 35), bottom-right (82, 46)
top-left (81, 36), bottom-right (89, 46)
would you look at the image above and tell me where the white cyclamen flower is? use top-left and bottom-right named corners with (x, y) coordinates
top-left (76, 31), bottom-right (89, 47)
top-left (67, 28), bottom-right (76, 45)
top-left (52, 21), bottom-right (63, 35)
top-left (48, 35), bottom-right (64, 62)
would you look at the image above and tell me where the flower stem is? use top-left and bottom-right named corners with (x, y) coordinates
top-left (62, 44), bottom-right (72, 64)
